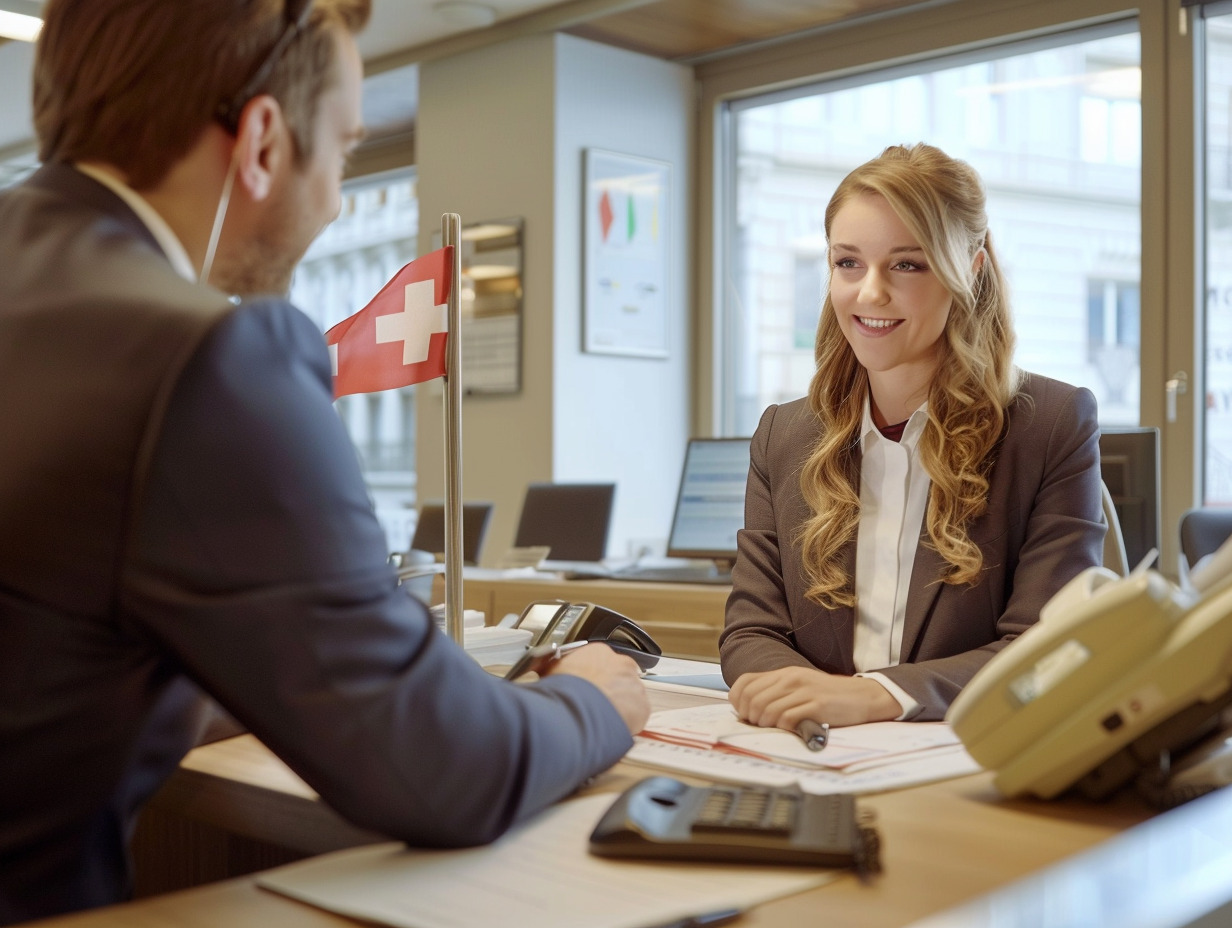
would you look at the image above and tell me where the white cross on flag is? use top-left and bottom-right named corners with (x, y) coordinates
top-left (325, 246), bottom-right (454, 398)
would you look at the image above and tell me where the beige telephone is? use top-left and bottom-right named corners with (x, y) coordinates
top-left (947, 539), bottom-right (1232, 801)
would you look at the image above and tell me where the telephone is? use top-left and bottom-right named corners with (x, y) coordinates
top-left (947, 537), bottom-right (1232, 804)
top-left (512, 599), bottom-right (662, 671)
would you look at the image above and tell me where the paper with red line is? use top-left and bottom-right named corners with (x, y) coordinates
top-left (637, 704), bottom-right (967, 772)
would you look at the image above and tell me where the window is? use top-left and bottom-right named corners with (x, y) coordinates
top-left (1087, 278), bottom-right (1141, 406)
top-left (291, 168), bottom-right (419, 551)
top-left (721, 29), bottom-right (1142, 436)
top-left (1204, 5), bottom-right (1232, 505)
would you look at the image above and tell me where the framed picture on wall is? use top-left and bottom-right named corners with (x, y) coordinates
top-left (582, 148), bottom-right (670, 358)
top-left (431, 217), bottom-right (524, 395)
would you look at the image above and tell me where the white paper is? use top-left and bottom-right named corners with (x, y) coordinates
top-left (641, 704), bottom-right (963, 770)
top-left (628, 709), bottom-right (982, 795)
top-left (258, 794), bottom-right (833, 928)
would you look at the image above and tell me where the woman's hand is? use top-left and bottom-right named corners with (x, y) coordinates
top-left (728, 665), bottom-right (902, 730)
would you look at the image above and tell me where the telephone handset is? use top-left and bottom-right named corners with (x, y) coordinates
top-left (512, 600), bottom-right (662, 671)
top-left (947, 535), bottom-right (1232, 803)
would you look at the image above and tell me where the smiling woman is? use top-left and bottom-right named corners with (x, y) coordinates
top-left (828, 191), bottom-right (958, 424)
top-left (719, 143), bottom-right (1106, 734)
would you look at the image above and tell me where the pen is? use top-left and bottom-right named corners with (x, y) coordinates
top-left (796, 718), bottom-right (829, 752)
top-left (641, 907), bottom-right (743, 928)
top-left (502, 639), bottom-right (591, 680)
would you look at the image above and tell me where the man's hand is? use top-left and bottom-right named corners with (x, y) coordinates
top-left (728, 665), bottom-right (900, 730)
top-left (548, 643), bottom-right (651, 735)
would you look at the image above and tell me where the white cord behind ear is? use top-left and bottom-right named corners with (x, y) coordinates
top-left (199, 142), bottom-right (243, 286)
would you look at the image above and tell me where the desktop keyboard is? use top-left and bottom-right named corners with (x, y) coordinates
top-left (612, 565), bottom-right (733, 586)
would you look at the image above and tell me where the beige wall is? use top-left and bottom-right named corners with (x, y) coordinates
top-left (416, 35), bottom-right (558, 564)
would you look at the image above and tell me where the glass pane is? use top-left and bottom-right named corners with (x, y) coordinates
top-left (1204, 12), bottom-right (1232, 506)
top-left (725, 30), bottom-right (1142, 437)
top-left (291, 169), bottom-right (420, 551)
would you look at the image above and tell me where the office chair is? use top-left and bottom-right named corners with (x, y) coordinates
top-left (1100, 480), bottom-right (1130, 577)
top-left (409, 502), bottom-right (494, 566)
top-left (1179, 507), bottom-right (1232, 570)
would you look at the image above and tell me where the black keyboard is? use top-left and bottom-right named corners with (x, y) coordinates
top-left (590, 777), bottom-right (881, 871)
top-left (611, 565), bottom-right (732, 585)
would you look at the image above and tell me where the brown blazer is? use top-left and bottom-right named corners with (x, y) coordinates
top-left (719, 373), bottom-right (1105, 720)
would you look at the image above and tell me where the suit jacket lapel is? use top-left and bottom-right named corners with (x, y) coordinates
top-left (831, 538), bottom-right (859, 674)
top-left (902, 528), bottom-right (946, 661)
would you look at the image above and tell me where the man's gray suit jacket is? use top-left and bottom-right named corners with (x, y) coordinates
top-left (0, 164), bottom-right (630, 924)
top-left (720, 376), bottom-right (1105, 719)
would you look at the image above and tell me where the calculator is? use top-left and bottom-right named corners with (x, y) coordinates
top-left (589, 776), bottom-right (880, 873)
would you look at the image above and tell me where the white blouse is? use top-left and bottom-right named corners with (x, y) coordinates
top-left (852, 396), bottom-right (931, 720)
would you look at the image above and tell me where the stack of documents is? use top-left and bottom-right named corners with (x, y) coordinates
top-left (628, 704), bottom-right (980, 794)
top-left (258, 793), bottom-right (834, 928)
top-left (460, 626), bottom-right (532, 667)
top-left (428, 605), bottom-right (532, 665)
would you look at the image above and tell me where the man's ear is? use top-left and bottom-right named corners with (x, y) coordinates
top-left (231, 95), bottom-right (289, 203)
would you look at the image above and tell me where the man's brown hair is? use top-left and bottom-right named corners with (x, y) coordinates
top-left (33, 0), bottom-right (371, 190)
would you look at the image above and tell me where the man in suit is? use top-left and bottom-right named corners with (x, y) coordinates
top-left (0, 1), bottom-right (649, 923)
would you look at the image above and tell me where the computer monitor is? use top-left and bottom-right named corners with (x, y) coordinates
top-left (1098, 427), bottom-right (1160, 570)
top-left (665, 437), bottom-right (752, 565)
top-left (410, 502), bottom-right (493, 565)
top-left (514, 483), bottom-right (615, 562)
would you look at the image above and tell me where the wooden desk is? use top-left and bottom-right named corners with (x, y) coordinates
top-left (93, 686), bottom-right (1155, 928)
top-left (434, 571), bottom-right (730, 660)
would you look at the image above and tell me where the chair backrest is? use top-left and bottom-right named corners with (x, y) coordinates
top-left (409, 502), bottom-right (494, 566)
top-left (1179, 507), bottom-right (1232, 570)
top-left (513, 483), bottom-right (615, 562)
top-left (1100, 479), bottom-right (1129, 577)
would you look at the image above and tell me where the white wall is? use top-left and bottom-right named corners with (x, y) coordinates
top-left (418, 33), bottom-right (693, 562)
top-left (552, 34), bottom-right (693, 557)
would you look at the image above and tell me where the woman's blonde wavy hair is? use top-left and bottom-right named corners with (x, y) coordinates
top-left (798, 143), bottom-right (1020, 609)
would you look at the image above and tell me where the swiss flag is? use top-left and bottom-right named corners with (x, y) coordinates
top-left (325, 246), bottom-right (454, 398)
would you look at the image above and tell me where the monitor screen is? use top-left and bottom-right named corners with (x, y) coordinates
top-left (666, 438), bottom-right (752, 561)
top-left (1098, 427), bottom-right (1160, 570)
top-left (514, 483), bottom-right (616, 562)
top-left (410, 502), bottom-right (493, 565)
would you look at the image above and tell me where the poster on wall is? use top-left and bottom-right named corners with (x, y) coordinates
top-left (583, 148), bottom-right (670, 358)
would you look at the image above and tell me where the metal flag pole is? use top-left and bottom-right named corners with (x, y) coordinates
top-left (442, 213), bottom-right (465, 646)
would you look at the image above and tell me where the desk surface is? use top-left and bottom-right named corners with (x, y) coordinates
top-left (29, 684), bottom-right (1157, 928)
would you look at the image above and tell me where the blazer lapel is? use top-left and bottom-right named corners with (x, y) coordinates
top-left (832, 538), bottom-right (859, 673)
top-left (901, 528), bottom-right (946, 661)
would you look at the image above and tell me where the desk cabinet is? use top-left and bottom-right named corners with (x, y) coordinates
top-left (434, 574), bottom-right (729, 660)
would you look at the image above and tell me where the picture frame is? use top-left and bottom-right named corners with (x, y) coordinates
top-left (582, 148), bottom-right (671, 358)
top-left (431, 218), bottom-right (524, 395)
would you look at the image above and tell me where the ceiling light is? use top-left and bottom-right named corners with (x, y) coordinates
top-left (432, 1), bottom-right (497, 29)
top-left (0, 9), bottom-right (41, 42)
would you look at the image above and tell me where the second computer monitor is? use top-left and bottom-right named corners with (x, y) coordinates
top-left (1098, 427), bottom-right (1160, 571)
top-left (514, 483), bottom-right (616, 562)
top-left (666, 438), bottom-right (752, 564)
top-left (410, 502), bottom-right (493, 565)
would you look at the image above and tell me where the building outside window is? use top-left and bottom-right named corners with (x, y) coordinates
top-left (722, 29), bottom-right (1142, 438)
top-left (1204, 7), bottom-right (1232, 505)
top-left (291, 168), bottom-right (420, 552)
